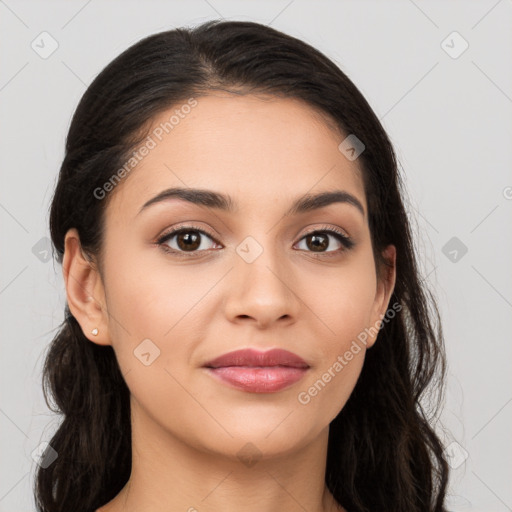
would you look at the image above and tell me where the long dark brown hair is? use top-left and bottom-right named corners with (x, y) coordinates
top-left (35, 19), bottom-right (448, 512)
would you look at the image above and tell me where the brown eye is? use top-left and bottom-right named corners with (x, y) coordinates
top-left (175, 231), bottom-right (202, 251)
top-left (304, 233), bottom-right (329, 252)
top-left (295, 228), bottom-right (354, 254)
top-left (157, 226), bottom-right (220, 256)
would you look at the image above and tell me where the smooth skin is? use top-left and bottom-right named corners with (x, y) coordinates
top-left (63, 93), bottom-right (396, 512)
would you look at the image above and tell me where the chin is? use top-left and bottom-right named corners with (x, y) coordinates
top-left (193, 414), bottom-right (323, 462)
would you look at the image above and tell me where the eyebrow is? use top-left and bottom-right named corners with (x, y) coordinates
top-left (138, 187), bottom-right (365, 217)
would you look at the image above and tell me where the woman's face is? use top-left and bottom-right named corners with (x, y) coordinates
top-left (65, 93), bottom-right (395, 461)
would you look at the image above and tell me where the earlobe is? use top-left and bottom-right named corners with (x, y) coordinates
top-left (62, 228), bottom-right (111, 346)
top-left (366, 244), bottom-right (397, 349)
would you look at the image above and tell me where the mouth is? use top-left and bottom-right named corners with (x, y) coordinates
top-left (203, 348), bottom-right (310, 393)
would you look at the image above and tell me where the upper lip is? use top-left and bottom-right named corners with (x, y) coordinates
top-left (203, 348), bottom-right (309, 369)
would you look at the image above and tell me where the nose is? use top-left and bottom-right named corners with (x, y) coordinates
top-left (223, 239), bottom-right (301, 329)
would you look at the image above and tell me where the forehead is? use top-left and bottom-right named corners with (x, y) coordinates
top-left (107, 93), bottom-right (366, 218)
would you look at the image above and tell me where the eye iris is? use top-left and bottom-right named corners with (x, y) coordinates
top-left (307, 233), bottom-right (328, 252)
top-left (177, 231), bottom-right (201, 251)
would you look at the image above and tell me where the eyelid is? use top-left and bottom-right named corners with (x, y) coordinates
top-left (301, 224), bottom-right (350, 240)
top-left (156, 222), bottom-right (218, 240)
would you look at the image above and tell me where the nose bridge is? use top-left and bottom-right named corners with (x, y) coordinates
top-left (236, 231), bottom-right (287, 292)
top-left (225, 231), bottom-right (299, 323)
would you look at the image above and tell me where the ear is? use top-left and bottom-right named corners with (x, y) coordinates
top-left (366, 244), bottom-right (397, 349)
top-left (62, 228), bottom-right (111, 346)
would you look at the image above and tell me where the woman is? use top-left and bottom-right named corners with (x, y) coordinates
top-left (35, 19), bottom-right (448, 512)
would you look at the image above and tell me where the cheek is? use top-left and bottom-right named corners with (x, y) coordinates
top-left (296, 280), bottom-right (373, 425)
top-left (102, 246), bottom-right (223, 408)
top-left (102, 252), bottom-right (209, 443)
top-left (104, 244), bottom-right (212, 341)
top-left (307, 254), bottom-right (378, 350)
top-left (297, 350), bottom-right (365, 427)
top-left (295, 255), bottom-right (377, 419)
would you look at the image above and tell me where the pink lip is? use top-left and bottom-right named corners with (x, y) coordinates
top-left (203, 348), bottom-right (310, 393)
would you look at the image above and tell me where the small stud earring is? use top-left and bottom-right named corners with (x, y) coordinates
top-left (91, 328), bottom-right (99, 336)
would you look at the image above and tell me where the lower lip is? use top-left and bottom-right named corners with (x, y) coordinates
top-left (205, 366), bottom-right (308, 393)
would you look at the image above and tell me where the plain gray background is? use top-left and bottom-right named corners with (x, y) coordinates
top-left (1, 0), bottom-right (511, 510)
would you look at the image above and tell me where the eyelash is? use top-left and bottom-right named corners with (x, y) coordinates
top-left (155, 224), bottom-right (355, 259)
